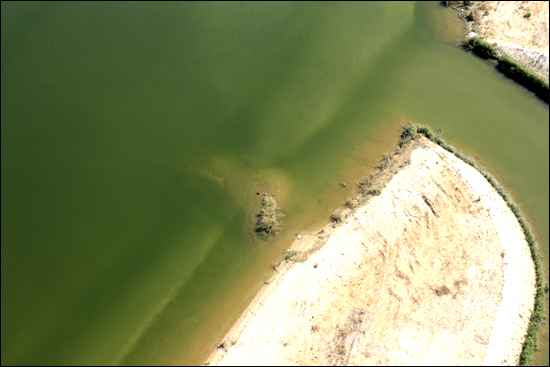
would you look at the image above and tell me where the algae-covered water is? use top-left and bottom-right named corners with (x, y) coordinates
top-left (2, 2), bottom-right (548, 365)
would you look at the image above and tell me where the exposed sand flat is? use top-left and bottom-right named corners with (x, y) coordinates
top-left (207, 138), bottom-right (536, 366)
top-left (471, 1), bottom-right (549, 54)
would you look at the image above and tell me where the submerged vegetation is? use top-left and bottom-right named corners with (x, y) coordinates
top-left (402, 123), bottom-right (546, 366)
top-left (255, 195), bottom-right (284, 239)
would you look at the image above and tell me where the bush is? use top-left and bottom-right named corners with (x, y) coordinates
top-left (498, 56), bottom-right (549, 103)
top-left (330, 212), bottom-right (342, 223)
top-left (464, 37), bottom-right (498, 59)
top-left (255, 196), bottom-right (284, 239)
top-left (524, 12), bottom-right (532, 18)
top-left (401, 123), bottom-right (418, 141)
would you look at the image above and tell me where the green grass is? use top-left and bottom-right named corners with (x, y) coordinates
top-left (498, 57), bottom-right (549, 103)
top-left (464, 37), bottom-right (499, 59)
top-left (403, 123), bottom-right (546, 366)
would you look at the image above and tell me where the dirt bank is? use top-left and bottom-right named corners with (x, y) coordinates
top-left (455, 1), bottom-right (549, 81)
top-left (206, 136), bottom-right (536, 366)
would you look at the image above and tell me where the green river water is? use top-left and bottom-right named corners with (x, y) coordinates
top-left (1, 2), bottom-right (548, 365)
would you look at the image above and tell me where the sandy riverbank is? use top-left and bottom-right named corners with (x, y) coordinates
top-left (205, 136), bottom-right (536, 366)
top-left (455, 1), bottom-right (549, 82)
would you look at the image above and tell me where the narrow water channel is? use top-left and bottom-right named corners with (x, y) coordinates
top-left (1, 2), bottom-right (547, 365)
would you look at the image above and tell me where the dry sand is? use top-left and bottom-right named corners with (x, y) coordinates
top-left (206, 137), bottom-right (536, 366)
top-left (469, 1), bottom-right (549, 53)
top-left (463, 1), bottom-right (549, 81)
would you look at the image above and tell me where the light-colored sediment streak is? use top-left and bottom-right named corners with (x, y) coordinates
top-left (207, 138), bottom-right (536, 366)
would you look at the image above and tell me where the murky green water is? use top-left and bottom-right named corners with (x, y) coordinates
top-left (1, 2), bottom-right (547, 365)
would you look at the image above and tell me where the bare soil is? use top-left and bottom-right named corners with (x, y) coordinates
top-left (460, 1), bottom-right (549, 81)
top-left (206, 137), bottom-right (536, 366)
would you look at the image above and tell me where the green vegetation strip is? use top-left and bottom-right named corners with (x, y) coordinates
top-left (498, 56), bottom-right (549, 103)
top-left (463, 37), bottom-right (549, 103)
top-left (401, 123), bottom-right (547, 366)
top-left (464, 37), bottom-right (498, 59)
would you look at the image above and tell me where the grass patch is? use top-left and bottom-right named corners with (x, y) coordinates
top-left (377, 153), bottom-right (392, 170)
top-left (284, 250), bottom-right (299, 261)
top-left (464, 37), bottom-right (498, 59)
top-left (357, 172), bottom-right (376, 194)
top-left (498, 56), bottom-right (549, 103)
top-left (256, 195), bottom-right (284, 239)
top-left (402, 123), bottom-right (546, 366)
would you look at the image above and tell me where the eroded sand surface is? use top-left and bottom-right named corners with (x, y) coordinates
top-left (471, 1), bottom-right (549, 53)
top-left (208, 138), bottom-right (536, 366)
top-left (464, 1), bottom-right (549, 81)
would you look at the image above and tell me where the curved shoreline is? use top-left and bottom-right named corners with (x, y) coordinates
top-left (205, 125), bottom-right (541, 366)
top-left (436, 139), bottom-right (536, 365)
top-left (414, 125), bottom-right (546, 365)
